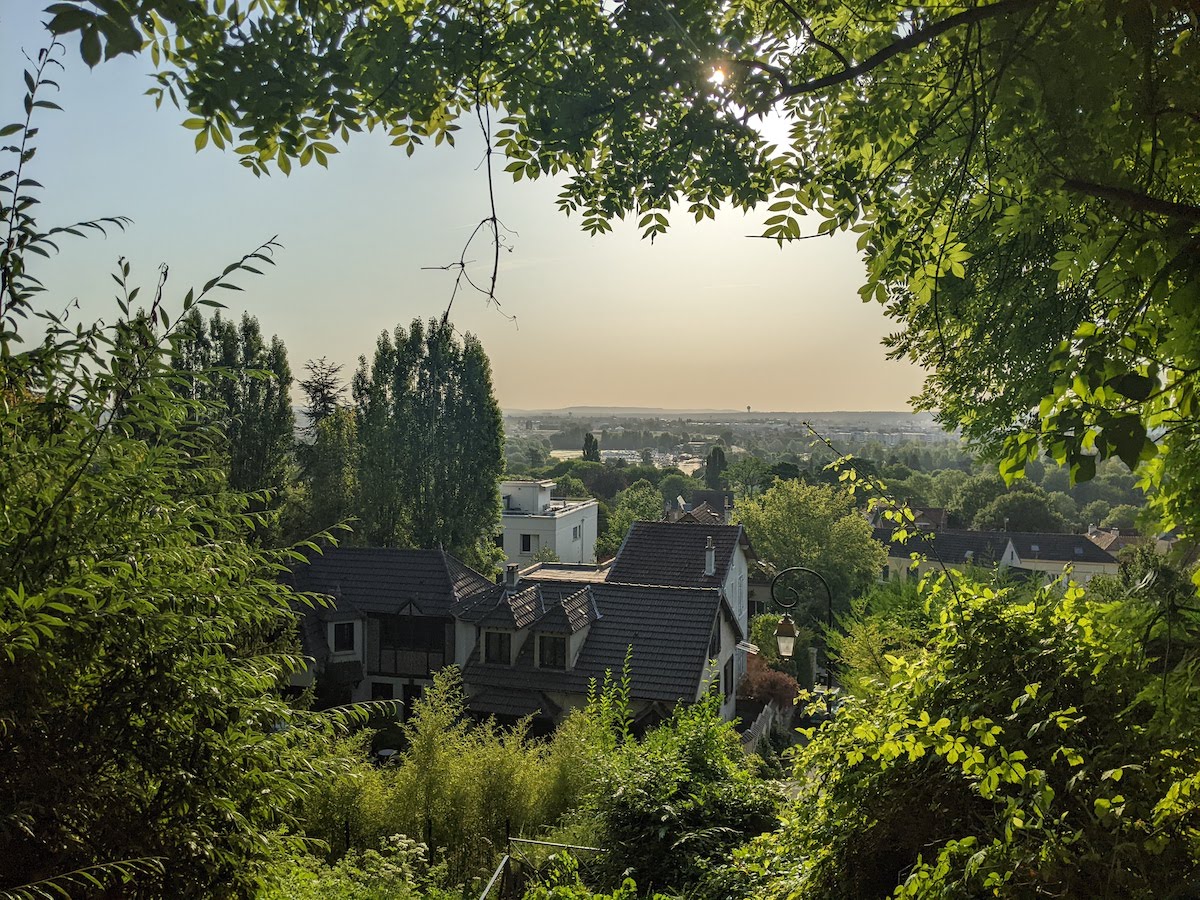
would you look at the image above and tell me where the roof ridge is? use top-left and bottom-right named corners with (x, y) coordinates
top-left (602, 581), bottom-right (721, 593)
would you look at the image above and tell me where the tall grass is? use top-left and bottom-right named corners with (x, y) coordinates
top-left (298, 669), bottom-right (613, 885)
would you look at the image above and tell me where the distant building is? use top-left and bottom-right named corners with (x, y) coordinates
top-left (873, 527), bottom-right (1119, 584)
top-left (499, 479), bottom-right (598, 565)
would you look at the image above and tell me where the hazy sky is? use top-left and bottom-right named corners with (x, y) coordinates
top-left (2, 5), bottom-right (926, 412)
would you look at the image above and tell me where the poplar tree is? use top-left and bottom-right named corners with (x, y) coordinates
top-left (173, 309), bottom-right (295, 494)
top-left (352, 319), bottom-right (503, 567)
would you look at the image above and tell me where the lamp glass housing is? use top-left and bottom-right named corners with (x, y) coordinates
top-left (774, 614), bottom-right (797, 659)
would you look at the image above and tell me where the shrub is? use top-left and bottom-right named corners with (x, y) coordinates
top-left (737, 573), bottom-right (1200, 898)
top-left (738, 654), bottom-right (801, 708)
top-left (584, 696), bottom-right (781, 893)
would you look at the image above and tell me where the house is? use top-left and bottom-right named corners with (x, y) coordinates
top-left (663, 499), bottom-right (723, 525)
top-left (1001, 533), bottom-right (1120, 583)
top-left (690, 490), bottom-right (736, 522)
top-left (874, 527), bottom-right (1119, 584)
top-left (453, 565), bottom-right (744, 727)
top-left (289, 544), bottom-right (744, 725)
top-left (499, 479), bottom-right (598, 565)
top-left (287, 547), bottom-right (493, 708)
top-left (607, 520), bottom-right (755, 691)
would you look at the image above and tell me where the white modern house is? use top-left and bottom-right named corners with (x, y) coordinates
top-left (499, 479), bottom-right (598, 565)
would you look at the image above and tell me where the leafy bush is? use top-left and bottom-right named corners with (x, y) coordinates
top-left (735, 573), bottom-right (1200, 898)
top-left (738, 653), bottom-right (801, 708)
top-left (298, 669), bottom-right (606, 885)
top-left (584, 696), bottom-right (781, 894)
top-left (0, 55), bottom-right (349, 897)
top-left (261, 835), bottom-right (450, 900)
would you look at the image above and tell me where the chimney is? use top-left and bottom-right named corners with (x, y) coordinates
top-left (704, 536), bottom-right (716, 577)
top-left (504, 563), bottom-right (520, 589)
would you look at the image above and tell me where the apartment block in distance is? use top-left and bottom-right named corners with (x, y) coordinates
top-left (499, 479), bottom-right (598, 565)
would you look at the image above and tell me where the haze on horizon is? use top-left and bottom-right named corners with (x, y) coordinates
top-left (1, 6), bottom-right (928, 413)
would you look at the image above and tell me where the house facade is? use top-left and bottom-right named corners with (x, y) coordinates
top-left (288, 548), bottom-right (493, 708)
top-left (290, 543), bottom-right (742, 724)
top-left (499, 479), bottom-right (598, 565)
top-left (454, 566), bottom-right (743, 726)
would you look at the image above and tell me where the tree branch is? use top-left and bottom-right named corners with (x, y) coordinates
top-left (1061, 178), bottom-right (1200, 223)
top-left (772, 0), bottom-right (1045, 99)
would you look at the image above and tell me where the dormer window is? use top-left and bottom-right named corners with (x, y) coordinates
top-left (484, 630), bottom-right (512, 664)
top-left (537, 634), bottom-right (567, 669)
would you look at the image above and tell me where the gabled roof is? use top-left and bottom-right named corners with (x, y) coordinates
top-left (1007, 532), bottom-right (1118, 565)
top-left (607, 521), bottom-right (754, 589)
top-left (453, 581), bottom-right (599, 634)
top-left (463, 583), bottom-right (725, 714)
top-left (668, 501), bottom-right (723, 525)
top-left (691, 489), bottom-right (734, 513)
top-left (872, 527), bottom-right (1009, 567)
top-left (872, 527), bottom-right (1119, 568)
top-left (287, 547), bottom-right (494, 619)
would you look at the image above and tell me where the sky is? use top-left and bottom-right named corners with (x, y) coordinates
top-left (1, 4), bottom-right (927, 412)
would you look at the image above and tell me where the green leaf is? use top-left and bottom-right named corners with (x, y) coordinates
top-left (1107, 372), bottom-right (1155, 401)
top-left (80, 28), bottom-right (102, 68)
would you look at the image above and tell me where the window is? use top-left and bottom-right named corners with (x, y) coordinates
top-left (520, 534), bottom-right (533, 553)
top-left (493, 533), bottom-right (504, 548)
top-left (333, 621), bottom-right (356, 653)
top-left (371, 681), bottom-right (394, 700)
top-left (378, 615), bottom-right (442, 652)
top-left (572, 524), bottom-right (582, 541)
top-left (484, 630), bottom-right (512, 664)
top-left (723, 657), bottom-right (735, 699)
top-left (538, 634), bottom-right (567, 669)
top-left (709, 623), bottom-right (720, 660)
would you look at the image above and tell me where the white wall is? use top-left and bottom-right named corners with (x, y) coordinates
top-left (551, 504), bottom-right (599, 564)
top-left (500, 500), bottom-right (598, 565)
top-left (722, 546), bottom-right (749, 684)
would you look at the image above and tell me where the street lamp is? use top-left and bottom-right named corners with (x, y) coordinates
top-left (769, 565), bottom-right (834, 687)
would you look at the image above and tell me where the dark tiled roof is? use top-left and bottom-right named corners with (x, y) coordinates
top-left (454, 582), bottom-right (599, 634)
top-left (669, 502), bottom-right (723, 525)
top-left (288, 547), bottom-right (493, 619)
top-left (914, 507), bottom-right (950, 530)
top-left (692, 490), bottom-right (734, 513)
top-left (873, 528), bottom-right (1119, 567)
top-left (608, 521), bottom-right (752, 588)
top-left (873, 528), bottom-right (1009, 566)
top-left (1007, 532), bottom-right (1117, 565)
top-left (468, 687), bottom-right (562, 719)
top-left (464, 583), bottom-right (724, 715)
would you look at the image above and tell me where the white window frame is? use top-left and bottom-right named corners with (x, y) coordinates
top-left (329, 620), bottom-right (360, 656)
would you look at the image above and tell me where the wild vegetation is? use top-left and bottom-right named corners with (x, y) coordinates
top-left (5, 1), bottom-right (1200, 897)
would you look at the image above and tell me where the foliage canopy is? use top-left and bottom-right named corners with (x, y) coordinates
top-left (48, 0), bottom-right (1200, 544)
